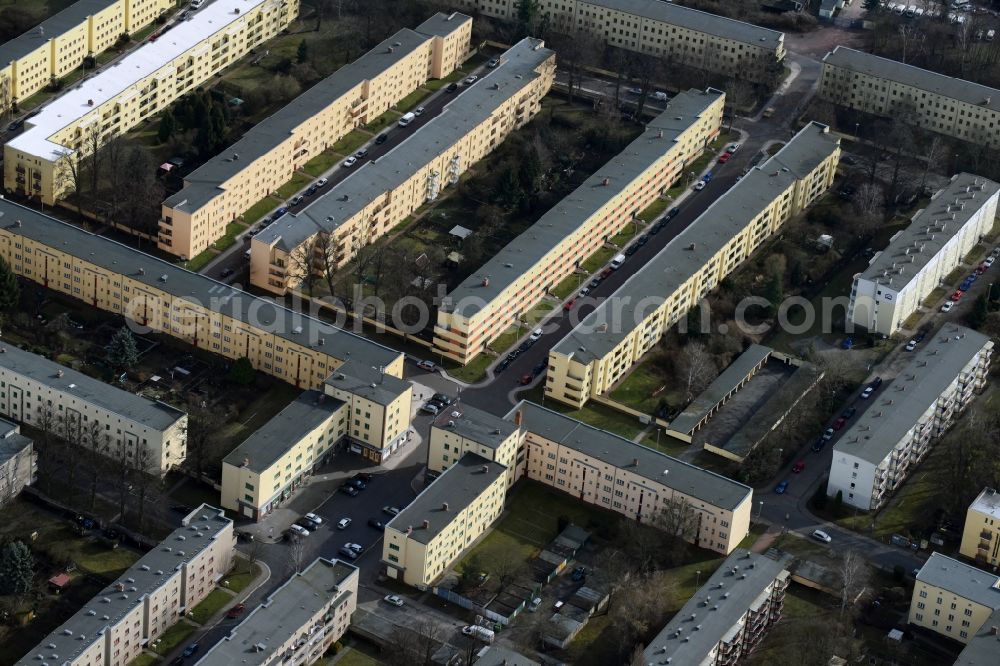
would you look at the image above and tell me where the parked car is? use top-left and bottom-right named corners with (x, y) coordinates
top-left (464, 75), bottom-right (478, 85)
top-left (533, 360), bottom-right (547, 377)
top-left (289, 195), bottom-right (303, 206)
top-left (637, 234), bottom-right (649, 246)
top-left (374, 134), bottom-right (388, 145)
top-left (305, 184), bottom-right (318, 196)
top-left (718, 152), bottom-right (731, 163)
top-left (651, 220), bottom-right (666, 234)
top-left (304, 512), bottom-right (323, 525)
top-left (487, 58), bottom-right (500, 68)
top-left (702, 171), bottom-right (714, 182)
top-left (950, 289), bottom-right (965, 302)
top-left (530, 328), bottom-right (543, 341)
top-left (416, 359), bottom-right (436, 372)
top-left (496, 358), bottom-right (511, 373)
top-left (346, 478), bottom-right (366, 490)
top-left (382, 506), bottom-right (401, 516)
top-left (384, 594), bottom-right (405, 607)
top-left (600, 267), bottom-right (614, 278)
top-left (338, 546), bottom-right (358, 560)
top-left (420, 403), bottom-right (440, 415)
top-left (345, 542), bottom-right (363, 553)
top-left (414, 107), bottom-right (425, 116)
top-left (625, 244), bottom-right (639, 256)
top-left (339, 485), bottom-right (359, 497)
top-left (430, 393), bottom-right (452, 407)
top-left (445, 82), bottom-right (458, 93)
top-left (342, 156), bottom-right (357, 167)
top-left (368, 518), bottom-right (385, 531)
top-left (563, 298), bottom-right (577, 311)
top-left (693, 181), bottom-right (706, 191)
top-left (821, 427), bottom-right (835, 442)
top-left (792, 460), bottom-right (805, 473)
top-left (941, 300), bottom-right (955, 313)
top-left (811, 437), bottom-right (826, 453)
top-left (182, 644), bottom-right (200, 658)
top-left (842, 406), bottom-right (857, 420)
top-left (571, 566), bottom-right (587, 581)
top-left (841, 336), bottom-right (853, 350)
top-left (811, 530), bottom-right (833, 544)
top-left (226, 603), bottom-right (245, 618)
top-left (665, 207), bottom-right (680, 220)
top-left (316, 177), bottom-right (328, 186)
top-left (289, 524), bottom-right (310, 537)
top-left (832, 417), bottom-right (846, 430)
top-left (727, 143), bottom-right (741, 153)
top-left (337, 518), bottom-right (352, 529)
top-left (774, 480), bottom-right (789, 494)
top-left (905, 339), bottom-right (918, 351)
top-left (354, 472), bottom-right (373, 482)
top-left (355, 148), bottom-right (369, 158)
top-left (519, 373), bottom-right (533, 386)
top-left (296, 518), bottom-right (319, 531)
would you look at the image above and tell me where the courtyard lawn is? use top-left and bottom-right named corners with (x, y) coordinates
top-left (151, 620), bottom-right (197, 655)
top-left (301, 150), bottom-right (341, 177)
top-left (188, 588), bottom-right (233, 623)
top-left (580, 246), bottom-right (618, 274)
top-left (520, 385), bottom-right (647, 439)
top-left (487, 326), bottom-right (522, 355)
top-left (609, 362), bottom-right (673, 414)
top-left (641, 430), bottom-right (690, 457)
top-left (242, 195), bottom-right (280, 225)
top-left (329, 648), bottom-right (381, 666)
top-left (184, 250), bottom-right (218, 273)
top-left (223, 560), bottom-right (262, 593)
top-left (424, 68), bottom-right (466, 90)
top-left (331, 130), bottom-right (373, 156)
top-left (444, 353), bottom-right (494, 384)
top-left (636, 197), bottom-right (670, 223)
top-left (551, 272), bottom-right (586, 300)
top-left (215, 222), bottom-right (246, 252)
top-left (128, 652), bottom-right (160, 666)
top-left (363, 109), bottom-right (402, 133)
top-left (275, 173), bottom-right (312, 200)
top-left (394, 87), bottom-right (432, 113)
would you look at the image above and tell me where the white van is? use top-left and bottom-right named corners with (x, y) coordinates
top-left (461, 625), bottom-right (495, 644)
top-left (988, 30), bottom-right (997, 42)
top-left (610, 254), bottom-right (626, 269)
top-left (398, 112), bottom-right (416, 127)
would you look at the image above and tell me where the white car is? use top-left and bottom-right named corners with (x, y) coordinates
top-left (727, 143), bottom-right (741, 153)
top-left (289, 524), bottom-right (310, 537)
top-left (384, 594), bottom-right (404, 607)
top-left (860, 386), bottom-right (875, 399)
top-left (941, 300), bottom-right (955, 313)
top-left (316, 177), bottom-right (328, 187)
top-left (464, 75), bottom-right (478, 85)
top-left (342, 156), bottom-right (357, 168)
top-left (345, 542), bottom-right (363, 553)
top-left (905, 339), bottom-right (917, 351)
top-left (304, 512), bottom-right (322, 525)
top-left (694, 181), bottom-right (706, 191)
top-left (529, 328), bottom-right (543, 341)
top-left (651, 91), bottom-right (668, 101)
top-left (811, 530), bottom-right (833, 544)
top-left (416, 359), bottom-right (436, 372)
top-left (337, 518), bottom-right (352, 530)
top-left (985, 256), bottom-right (995, 268)
top-left (414, 107), bottom-right (426, 116)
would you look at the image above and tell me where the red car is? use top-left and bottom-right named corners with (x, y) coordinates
top-left (791, 460), bottom-right (805, 473)
top-left (718, 152), bottom-right (731, 163)
top-left (950, 290), bottom-right (965, 302)
top-left (226, 603), bottom-right (245, 619)
top-left (832, 417), bottom-right (846, 431)
top-left (563, 298), bottom-right (577, 311)
top-left (519, 373), bottom-right (533, 385)
top-left (600, 267), bottom-right (614, 278)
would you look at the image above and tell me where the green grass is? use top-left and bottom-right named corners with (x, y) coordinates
top-left (444, 353), bottom-right (494, 384)
top-left (551, 272), bottom-right (585, 300)
top-left (965, 244), bottom-right (987, 265)
top-left (609, 363), bottom-right (673, 414)
top-left (424, 68), bottom-right (466, 90)
top-left (275, 172), bottom-right (311, 200)
top-left (609, 223), bottom-right (640, 248)
top-left (188, 588), bottom-right (233, 623)
top-left (151, 620), bottom-right (198, 655)
top-left (524, 384), bottom-right (646, 439)
top-left (128, 652), bottom-right (160, 666)
top-left (184, 249), bottom-right (218, 273)
top-left (637, 197), bottom-right (670, 223)
top-left (944, 266), bottom-right (966, 285)
top-left (394, 87), bottom-right (432, 114)
top-left (215, 222), bottom-right (246, 252)
top-left (580, 246), bottom-right (617, 274)
top-left (487, 326), bottom-right (522, 355)
top-left (223, 561), bottom-right (262, 593)
top-left (642, 430), bottom-right (690, 457)
top-left (330, 648), bottom-right (381, 666)
top-left (242, 195), bottom-right (280, 225)
top-left (331, 129), bottom-right (373, 156)
top-left (363, 109), bottom-right (402, 133)
top-left (301, 150), bottom-right (341, 177)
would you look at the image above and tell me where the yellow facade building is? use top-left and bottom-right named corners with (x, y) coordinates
top-left (14, 505), bottom-right (233, 666)
top-left (159, 12), bottom-right (472, 259)
top-left (961, 488), bottom-right (1000, 567)
top-left (434, 88), bottom-right (724, 363)
top-left (546, 121), bottom-right (841, 408)
top-left (383, 452), bottom-right (507, 587)
top-left (0, 0), bottom-right (175, 108)
top-left (0, 199), bottom-right (406, 391)
top-left (910, 552), bottom-right (1000, 645)
top-left (427, 402), bottom-right (522, 488)
top-left (451, 0), bottom-right (785, 80)
top-left (4, 0), bottom-right (298, 205)
top-left (251, 36), bottom-right (556, 295)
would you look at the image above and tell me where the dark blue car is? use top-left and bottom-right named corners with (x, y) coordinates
top-left (774, 480), bottom-right (789, 494)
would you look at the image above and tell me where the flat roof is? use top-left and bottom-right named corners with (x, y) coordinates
top-left (165, 13), bottom-right (472, 212)
top-left (823, 46), bottom-right (1000, 114)
top-left (387, 451), bottom-right (506, 545)
top-left (956, 606), bottom-right (1000, 665)
top-left (553, 122), bottom-right (840, 363)
top-left (834, 324), bottom-right (991, 465)
top-left (222, 389), bottom-right (344, 473)
top-left (9, 0), bottom-right (274, 162)
top-left (430, 402), bottom-right (518, 449)
top-left (0, 341), bottom-right (185, 431)
top-left (859, 173), bottom-right (1000, 289)
top-left (643, 549), bottom-right (790, 663)
top-left (323, 359), bottom-right (410, 406)
top-left (0, 417), bottom-right (31, 467)
top-left (474, 646), bottom-right (540, 666)
top-left (0, 0), bottom-right (119, 68)
top-left (970, 488), bottom-right (1000, 521)
top-left (917, 552), bottom-right (1000, 610)
top-left (508, 401), bottom-right (752, 511)
top-left (195, 558), bottom-right (358, 666)
top-left (15, 505), bottom-right (231, 666)
top-left (588, 0), bottom-right (784, 51)
top-left (256, 37), bottom-right (553, 252)
top-left (444, 88), bottom-right (724, 315)
top-left (669, 344), bottom-right (772, 434)
top-left (0, 198), bottom-right (403, 370)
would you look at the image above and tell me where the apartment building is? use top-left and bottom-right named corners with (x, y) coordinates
top-left (510, 401), bottom-right (753, 555)
top-left (452, 0), bottom-right (785, 80)
top-left (382, 452), bottom-right (507, 587)
top-left (221, 390), bottom-right (346, 519)
top-left (159, 12), bottom-right (471, 259)
top-left (910, 552), bottom-right (1000, 645)
top-left (849, 173), bottom-right (1000, 335)
top-left (427, 402), bottom-right (522, 487)
top-left (435, 88), bottom-right (725, 364)
top-left (0, 198), bottom-right (406, 390)
top-left (955, 607), bottom-right (1000, 665)
top-left (0, 341), bottom-right (187, 474)
top-left (643, 549), bottom-right (791, 665)
top-left (960, 488), bottom-right (1000, 567)
top-left (0, 418), bottom-right (34, 506)
top-left (4, 0), bottom-right (299, 205)
top-left (829, 325), bottom-right (993, 511)
top-left (14, 504), bottom-right (233, 666)
top-left (819, 46), bottom-right (1000, 147)
top-left (546, 121), bottom-right (841, 408)
top-left (0, 0), bottom-right (174, 106)
top-left (195, 557), bottom-right (358, 666)
top-left (251, 37), bottom-right (555, 295)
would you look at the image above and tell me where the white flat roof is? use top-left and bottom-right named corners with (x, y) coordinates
top-left (8, 0), bottom-right (274, 162)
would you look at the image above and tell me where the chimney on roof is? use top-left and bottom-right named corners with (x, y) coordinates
top-left (481, 465), bottom-right (489, 474)
top-left (422, 519), bottom-right (430, 529)
top-left (632, 457), bottom-right (639, 467)
top-left (602, 178), bottom-right (610, 186)
top-left (441, 502), bottom-right (449, 511)
top-left (514, 410), bottom-right (523, 427)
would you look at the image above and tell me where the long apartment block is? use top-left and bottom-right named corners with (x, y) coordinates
top-left (434, 88), bottom-right (725, 364)
top-left (159, 12), bottom-right (472, 259)
top-left (0, 341), bottom-right (187, 474)
top-left (0, 0), bottom-right (174, 105)
top-left (0, 418), bottom-right (34, 507)
top-left (14, 504), bottom-right (234, 666)
top-left (250, 37), bottom-right (556, 295)
top-left (828, 324), bottom-right (992, 511)
top-left (0, 198), bottom-right (406, 390)
top-left (195, 557), bottom-right (358, 666)
top-left (427, 402), bottom-right (521, 488)
top-left (849, 172), bottom-right (1000, 336)
top-left (453, 0), bottom-right (785, 79)
top-left (910, 552), bottom-right (1000, 646)
top-left (4, 0), bottom-right (299, 205)
top-left (642, 549), bottom-right (791, 665)
top-left (546, 122), bottom-right (841, 409)
top-left (819, 46), bottom-right (1000, 147)
top-left (960, 487), bottom-right (1000, 567)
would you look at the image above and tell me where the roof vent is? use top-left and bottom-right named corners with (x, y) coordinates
top-left (159, 274), bottom-right (168, 282)
top-left (441, 502), bottom-right (449, 511)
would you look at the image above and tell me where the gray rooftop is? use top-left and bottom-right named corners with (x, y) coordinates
top-left (0, 0), bottom-right (118, 68)
top-left (916, 552), bottom-right (1000, 609)
top-left (0, 417), bottom-right (31, 467)
top-left (444, 89), bottom-right (725, 314)
top-left (323, 359), bottom-right (410, 406)
top-left (644, 549), bottom-right (790, 664)
top-left (165, 13), bottom-right (471, 212)
top-left (553, 122), bottom-right (840, 363)
top-left (669, 344), bottom-right (773, 435)
top-left (430, 402), bottom-right (518, 449)
top-left (387, 452), bottom-right (506, 545)
top-left (0, 341), bottom-right (185, 431)
top-left (823, 46), bottom-right (1000, 114)
top-left (0, 199), bottom-right (402, 370)
top-left (591, 0), bottom-right (784, 51)
top-left (15, 505), bottom-right (231, 666)
top-left (956, 606), bottom-right (1000, 665)
top-left (195, 558), bottom-right (358, 666)
top-left (222, 390), bottom-right (344, 473)
top-left (970, 488), bottom-right (1000, 521)
top-left (474, 646), bottom-right (541, 666)
top-left (256, 37), bottom-right (553, 252)
top-left (859, 173), bottom-right (1000, 288)
top-left (834, 324), bottom-right (991, 465)
top-left (508, 401), bottom-right (752, 511)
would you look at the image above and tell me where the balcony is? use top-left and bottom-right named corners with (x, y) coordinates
top-left (982, 530), bottom-right (993, 541)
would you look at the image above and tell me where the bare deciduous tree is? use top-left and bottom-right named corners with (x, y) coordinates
top-left (484, 549), bottom-right (528, 590)
top-left (679, 342), bottom-right (716, 401)
top-left (838, 549), bottom-right (871, 620)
